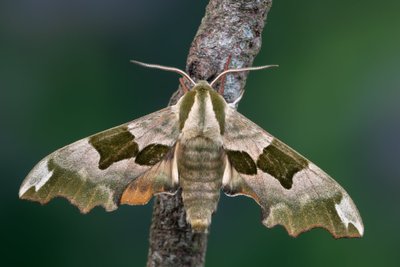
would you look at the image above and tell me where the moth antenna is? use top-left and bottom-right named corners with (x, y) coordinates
top-left (130, 60), bottom-right (196, 86)
top-left (210, 64), bottom-right (279, 87)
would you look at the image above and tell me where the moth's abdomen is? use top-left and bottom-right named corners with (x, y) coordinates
top-left (178, 136), bottom-right (225, 232)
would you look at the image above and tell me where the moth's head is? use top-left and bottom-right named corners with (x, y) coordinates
top-left (191, 80), bottom-right (213, 92)
top-left (130, 59), bottom-right (278, 103)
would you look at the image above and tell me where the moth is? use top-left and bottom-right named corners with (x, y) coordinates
top-left (19, 60), bottom-right (363, 238)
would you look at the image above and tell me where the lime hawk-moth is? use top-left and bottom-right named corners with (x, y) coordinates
top-left (19, 60), bottom-right (363, 238)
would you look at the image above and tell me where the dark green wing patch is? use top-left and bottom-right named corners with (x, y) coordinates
top-left (209, 89), bottom-right (225, 134)
top-left (179, 90), bottom-right (196, 130)
top-left (135, 144), bottom-right (171, 166)
top-left (226, 150), bottom-right (257, 175)
top-left (257, 139), bottom-right (308, 189)
top-left (89, 126), bottom-right (139, 170)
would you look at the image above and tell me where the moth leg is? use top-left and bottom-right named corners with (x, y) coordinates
top-left (218, 54), bottom-right (232, 95)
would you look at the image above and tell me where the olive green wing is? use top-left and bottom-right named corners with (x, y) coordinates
top-left (19, 106), bottom-right (180, 213)
top-left (222, 108), bottom-right (363, 238)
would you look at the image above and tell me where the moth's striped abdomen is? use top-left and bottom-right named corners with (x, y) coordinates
top-left (178, 136), bottom-right (225, 232)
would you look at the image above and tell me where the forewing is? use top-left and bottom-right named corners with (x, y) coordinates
top-left (19, 106), bottom-right (180, 213)
top-left (222, 108), bottom-right (363, 238)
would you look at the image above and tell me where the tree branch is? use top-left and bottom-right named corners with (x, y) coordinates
top-left (147, 1), bottom-right (273, 266)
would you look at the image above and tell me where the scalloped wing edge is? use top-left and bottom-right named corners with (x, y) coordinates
top-left (223, 161), bottom-right (364, 238)
top-left (19, 157), bottom-right (121, 214)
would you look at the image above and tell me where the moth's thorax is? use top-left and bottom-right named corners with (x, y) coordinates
top-left (178, 81), bottom-right (226, 143)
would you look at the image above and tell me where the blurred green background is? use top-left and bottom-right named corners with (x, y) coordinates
top-left (1, 0), bottom-right (399, 266)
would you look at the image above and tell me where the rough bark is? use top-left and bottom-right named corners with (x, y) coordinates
top-left (147, 1), bottom-right (273, 266)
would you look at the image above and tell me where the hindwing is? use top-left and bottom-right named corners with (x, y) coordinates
top-left (222, 108), bottom-right (363, 238)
